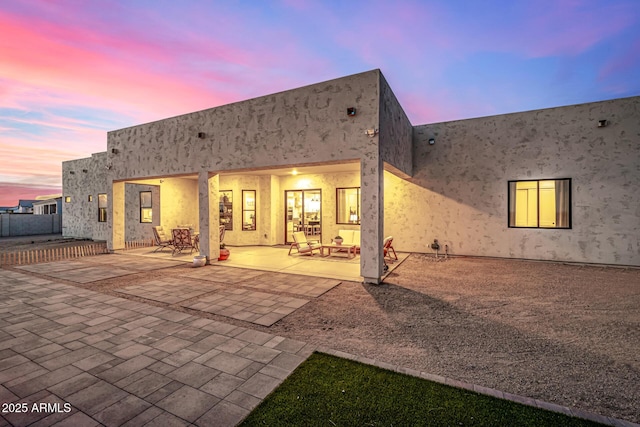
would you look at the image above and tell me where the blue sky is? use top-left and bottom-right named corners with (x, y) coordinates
top-left (1, 0), bottom-right (638, 205)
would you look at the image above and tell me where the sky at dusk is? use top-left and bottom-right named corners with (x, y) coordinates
top-left (1, 0), bottom-right (639, 206)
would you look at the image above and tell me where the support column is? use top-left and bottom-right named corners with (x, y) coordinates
top-left (198, 172), bottom-right (220, 263)
top-left (360, 156), bottom-right (384, 284)
top-left (110, 181), bottom-right (125, 252)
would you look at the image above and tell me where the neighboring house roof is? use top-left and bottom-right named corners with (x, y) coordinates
top-left (18, 200), bottom-right (38, 208)
top-left (32, 197), bottom-right (62, 206)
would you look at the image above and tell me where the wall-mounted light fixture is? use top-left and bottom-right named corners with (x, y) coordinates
top-left (69, 171), bottom-right (75, 174)
top-left (82, 169), bottom-right (88, 173)
top-left (347, 107), bottom-right (356, 116)
top-left (159, 179), bottom-right (164, 184)
top-left (597, 119), bottom-right (608, 128)
top-left (111, 148), bottom-right (119, 154)
top-left (198, 132), bottom-right (206, 139)
top-left (428, 138), bottom-right (435, 145)
top-left (365, 128), bottom-right (379, 137)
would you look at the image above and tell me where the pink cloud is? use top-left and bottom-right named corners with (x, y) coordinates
top-left (0, 183), bottom-right (61, 207)
top-left (0, 12), bottom-right (234, 120)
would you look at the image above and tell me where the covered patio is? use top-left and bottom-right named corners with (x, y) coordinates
top-left (122, 245), bottom-right (409, 282)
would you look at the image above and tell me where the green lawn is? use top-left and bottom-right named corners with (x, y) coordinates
top-left (241, 352), bottom-right (604, 426)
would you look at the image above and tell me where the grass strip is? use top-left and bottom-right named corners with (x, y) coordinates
top-left (241, 352), bottom-right (604, 426)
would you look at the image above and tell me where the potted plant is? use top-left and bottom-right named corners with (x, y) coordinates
top-left (218, 243), bottom-right (230, 261)
top-left (333, 235), bottom-right (343, 245)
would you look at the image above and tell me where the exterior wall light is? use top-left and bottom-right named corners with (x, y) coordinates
top-left (347, 107), bottom-right (356, 116)
top-left (428, 138), bottom-right (435, 145)
top-left (198, 132), bottom-right (206, 139)
top-left (597, 120), bottom-right (608, 128)
top-left (111, 148), bottom-right (119, 154)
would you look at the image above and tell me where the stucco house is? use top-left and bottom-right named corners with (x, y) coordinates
top-left (0, 200), bottom-right (38, 214)
top-left (62, 69), bottom-right (640, 283)
top-left (33, 195), bottom-right (62, 215)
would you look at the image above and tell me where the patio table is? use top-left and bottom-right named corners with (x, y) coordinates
top-left (320, 243), bottom-right (357, 259)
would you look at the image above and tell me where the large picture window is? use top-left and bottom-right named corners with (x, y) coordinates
top-left (508, 179), bottom-right (571, 228)
top-left (336, 187), bottom-right (360, 224)
top-left (140, 191), bottom-right (152, 223)
top-left (98, 193), bottom-right (108, 223)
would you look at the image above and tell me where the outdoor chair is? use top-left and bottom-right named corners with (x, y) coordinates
top-left (171, 228), bottom-right (197, 256)
top-left (288, 231), bottom-right (321, 256)
top-left (383, 236), bottom-right (398, 261)
top-left (152, 226), bottom-right (174, 253)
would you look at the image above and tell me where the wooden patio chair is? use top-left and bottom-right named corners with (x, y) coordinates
top-left (288, 231), bottom-right (321, 256)
top-left (383, 236), bottom-right (398, 261)
top-left (171, 228), bottom-right (197, 256)
top-left (152, 226), bottom-right (174, 253)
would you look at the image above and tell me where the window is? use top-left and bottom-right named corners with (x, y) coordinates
top-left (336, 187), bottom-right (360, 224)
top-left (219, 191), bottom-right (233, 231)
top-left (98, 193), bottom-right (107, 222)
top-left (140, 191), bottom-right (152, 223)
top-left (242, 190), bottom-right (256, 231)
top-left (65, 196), bottom-right (71, 203)
top-left (508, 179), bottom-right (571, 228)
top-left (50, 204), bottom-right (56, 214)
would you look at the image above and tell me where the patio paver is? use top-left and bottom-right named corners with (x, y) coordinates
top-left (18, 265), bottom-right (134, 283)
top-left (237, 271), bottom-right (342, 297)
top-left (0, 269), bottom-right (313, 426)
top-left (181, 288), bottom-right (309, 326)
top-left (116, 279), bottom-right (223, 304)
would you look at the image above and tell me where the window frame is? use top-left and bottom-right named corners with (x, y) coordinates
top-left (98, 193), bottom-right (107, 223)
top-left (140, 191), bottom-right (152, 223)
top-left (242, 190), bottom-right (256, 231)
top-left (507, 178), bottom-right (572, 229)
top-left (336, 187), bottom-right (361, 225)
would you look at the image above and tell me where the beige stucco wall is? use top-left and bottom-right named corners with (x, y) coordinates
top-left (124, 183), bottom-right (159, 242)
top-left (218, 174), bottom-right (275, 246)
top-left (157, 177), bottom-right (199, 231)
top-left (399, 96), bottom-right (640, 266)
top-left (106, 71), bottom-right (381, 181)
top-left (379, 73), bottom-right (413, 177)
top-left (62, 152), bottom-right (108, 239)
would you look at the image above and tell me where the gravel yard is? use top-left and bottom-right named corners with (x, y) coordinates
top-left (269, 255), bottom-right (640, 424)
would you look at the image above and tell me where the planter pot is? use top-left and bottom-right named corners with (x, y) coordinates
top-left (193, 255), bottom-right (206, 267)
top-left (218, 248), bottom-right (230, 261)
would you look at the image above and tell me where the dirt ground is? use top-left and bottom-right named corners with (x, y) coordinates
top-left (274, 255), bottom-right (640, 423)
top-left (3, 239), bottom-right (639, 423)
top-left (0, 234), bottom-right (98, 253)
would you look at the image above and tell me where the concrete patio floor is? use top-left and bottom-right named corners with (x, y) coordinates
top-left (121, 245), bottom-right (409, 282)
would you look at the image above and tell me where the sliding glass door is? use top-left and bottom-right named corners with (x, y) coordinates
top-left (285, 189), bottom-right (321, 244)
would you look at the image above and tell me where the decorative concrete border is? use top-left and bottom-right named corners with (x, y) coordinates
top-left (316, 347), bottom-right (639, 427)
